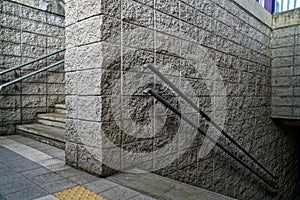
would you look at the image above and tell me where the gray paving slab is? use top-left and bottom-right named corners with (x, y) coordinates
top-left (0, 147), bottom-right (24, 162)
top-left (107, 171), bottom-right (236, 200)
top-left (20, 167), bottom-right (52, 178)
top-left (158, 188), bottom-right (201, 200)
top-left (0, 164), bottom-right (15, 176)
top-left (56, 167), bottom-right (82, 178)
top-left (0, 172), bottom-right (27, 185)
top-left (5, 159), bottom-right (42, 172)
top-left (107, 172), bottom-right (171, 199)
top-left (0, 178), bottom-right (37, 196)
top-left (31, 172), bottom-right (64, 185)
top-left (99, 186), bottom-right (140, 200)
top-left (0, 154), bottom-right (24, 162)
top-left (67, 171), bottom-right (99, 184)
top-left (127, 194), bottom-right (157, 200)
top-left (3, 185), bottom-right (48, 200)
top-left (83, 178), bottom-right (119, 193)
top-left (0, 146), bottom-right (18, 155)
top-left (39, 178), bottom-right (77, 193)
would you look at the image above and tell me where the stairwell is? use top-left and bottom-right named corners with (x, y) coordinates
top-left (16, 103), bottom-right (66, 149)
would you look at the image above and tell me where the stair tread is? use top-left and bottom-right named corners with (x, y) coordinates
top-left (54, 104), bottom-right (66, 109)
top-left (38, 113), bottom-right (66, 122)
top-left (17, 123), bottom-right (65, 142)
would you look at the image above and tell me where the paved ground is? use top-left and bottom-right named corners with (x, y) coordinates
top-left (0, 135), bottom-right (156, 200)
top-left (0, 135), bottom-right (235, 200)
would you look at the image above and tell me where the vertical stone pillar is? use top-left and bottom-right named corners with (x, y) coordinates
top-left (64, 0), bottom-right (122, 176)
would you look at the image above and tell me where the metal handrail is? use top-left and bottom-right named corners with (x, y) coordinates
top-left (0, 48), bottom-right (65, 76)
top-left (144, 63), bottom-right (277, 180)
top-left (144, 87), bottom-right (277, 190)
top-left (0, 60), bottom-right (64, 91)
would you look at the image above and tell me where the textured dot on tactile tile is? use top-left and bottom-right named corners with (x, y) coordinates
top-left (54, 185), bottom-right (107, 200)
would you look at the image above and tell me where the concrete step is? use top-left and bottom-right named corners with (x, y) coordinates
top-left (107, 169), bottom-right (236, 200)
top-left (54, 104), bottom-right (66, 110)
top-left (52, 103), bottom-right (66, 114)
top-left (38, 113), bottom-right (66, 124)
top-left (54, 108), bottom-right (67, 114)
top-left (16, 123), bottom-right (65, 149)
top-left (37, 113), bottom-right (66, 129)
top-left (37, 118), bottom-right (65, 128)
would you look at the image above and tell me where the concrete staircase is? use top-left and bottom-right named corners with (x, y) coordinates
top-left (16, 104), bottom-right (66, 149)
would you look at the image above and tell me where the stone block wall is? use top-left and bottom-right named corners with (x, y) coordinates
top-left (65, 0), bottom-right (298, 199)
top-left (271, 8), bottom-right (300, 119)
top-left (13, 0), bottom-right (65, 15)
top-left (0, 0), bottom-right (65, 134)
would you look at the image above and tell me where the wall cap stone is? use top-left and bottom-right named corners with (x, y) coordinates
top-left (272, 8), bottom-right (300, 29)
top-left (7, 0), bottom-right (65, 17)
top-left (233, 0), bottom-right (272, 27)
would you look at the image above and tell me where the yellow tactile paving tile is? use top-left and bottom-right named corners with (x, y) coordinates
top-left (54, 185), bottom-right (107, 200)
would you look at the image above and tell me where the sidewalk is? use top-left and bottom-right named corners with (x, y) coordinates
top-left (0, 135), bottom-right (156, 200)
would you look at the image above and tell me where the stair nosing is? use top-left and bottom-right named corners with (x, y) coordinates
top-left (17, 124), bottom-right (65, 142)
top-left (37, 119), bottom-right (66, 129)
top-left (54, 104), bottom-right (66, 109)
top-left (37, 113), bottom-right (66, 123)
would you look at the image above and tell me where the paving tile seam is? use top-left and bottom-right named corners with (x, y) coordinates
top-left (125, 194), bottom-right (140, 200)
top-left (96, 185), bottom-right (120, 194)
top-left (0, 137), bottom-right (69, 172)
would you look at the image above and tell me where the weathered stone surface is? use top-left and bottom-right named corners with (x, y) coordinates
top-left (123, 22), bottom-right (154, 50)
top-left (77, 120), bottom-right (102, 147)
top-left (0, 1), bottom-right (65, 135)
top-left (65, 0), bottom-right (77, 26)
top-left (101, 0), bottom-right (121, 18)
top-left (155, 0), bottom-right (179, 18)
top-left (272, 26), bottom-right (295, 38)
top-left (77, 0), bottom-right (101, 21)
top-left (64, 1), bottom-right (299, 200)
top-left (272, 106), bottom-right (293, 116)
top-left (271, 57), bottom-right (294, 67)
top-left (77, 96), bottom-right (102, 121)
top-left (77, 145), bottom-right (115, 176)
top-left (122, 0), bottom-right (154, 28)
top-left (65, 24), bottom-right (78, 48)
top-left (271, 76), bottom-right (292, 87)
top-left (65, 141), bottom-right (78, 166)
top-left (272, 66), bottom-right (293, 77)
top-left (272, 47), bottom-right (294, 58)
top-left (65, 72), bottom-right (77, 95)
top-left (155, 11), bottom-right (180, 38)
top-left (271, 16), bottom-right (300, 119)
top-left (271, 36), bottom-right (294, 48)
top-left (76, 42), bottom-right (121, 71)
top-left (66, 96), bottom-right (77, 119)
top-left (77, 16), bottom-right (103, 45)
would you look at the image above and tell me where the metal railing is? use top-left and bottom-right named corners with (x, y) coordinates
top-left (0, 49), bottom-right (65, 91)
top-left (143, 63), bottom-right (277, 190)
